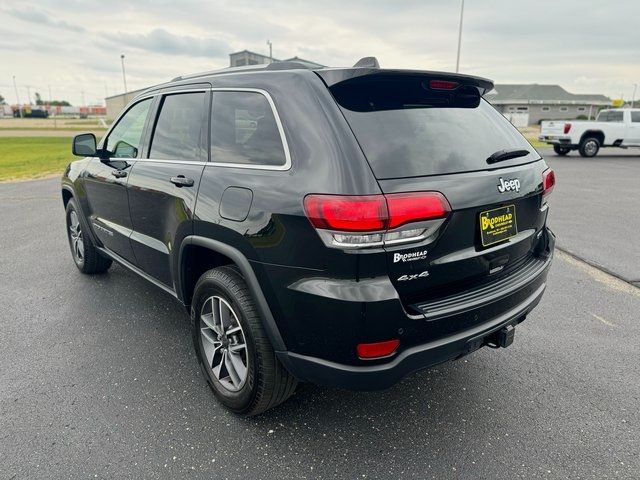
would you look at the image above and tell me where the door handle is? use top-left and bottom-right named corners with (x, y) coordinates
top-left (111, 170), bottom-right (127, 178)
top-left (170, 175), bottom-right (195, 187)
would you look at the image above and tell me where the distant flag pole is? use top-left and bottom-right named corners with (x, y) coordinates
top-left (455, 0), bottom-right (465, 73)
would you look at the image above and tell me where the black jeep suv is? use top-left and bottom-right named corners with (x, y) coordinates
top-left (62, 57), bottom-right (555, 415)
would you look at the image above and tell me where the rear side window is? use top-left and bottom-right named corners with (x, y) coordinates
top-left (210, 91), bottom-right (287, 167)
top-left (607, 111), bottom-right (624, 122)
top-left (331, 76), bottom-right (538, 179)
top-left (149, 92), bottom-right (206, 161)
top-left (597, 110), bottom-right (624, 122)
top-left (632, 112), bottom-right (640, 123)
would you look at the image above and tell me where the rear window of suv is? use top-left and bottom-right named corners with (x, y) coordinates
top-left (331, 76), bottom-right (538, 179)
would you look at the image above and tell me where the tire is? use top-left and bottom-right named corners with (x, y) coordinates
top-left (553, 145), bottom-right (570, 156)
top-left (191, 266), bottom-right (297, 415)
top-left (65, 198), bottom-right (112, 274)
top-left (578, 137), bottom-right (600, 157)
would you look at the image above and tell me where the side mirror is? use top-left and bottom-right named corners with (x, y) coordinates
top-left (112, 140), bottom-right (138, 159)
top-left (72, 133), bottom-right (97, 157)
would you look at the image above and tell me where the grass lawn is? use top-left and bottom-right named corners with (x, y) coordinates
top-left (0, 137), bottom-right (74, 181)
top-left (1, 132), bottom-right (546, 183)
top-left (524, 136), bottom-right (547, 150)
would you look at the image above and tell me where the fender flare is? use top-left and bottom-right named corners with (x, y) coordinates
top-left (178, 235), bottom-right (286, 351)
top-left (61, 184), bottom-right (100, 247)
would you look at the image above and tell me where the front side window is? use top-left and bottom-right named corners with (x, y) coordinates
top-left (149, 92), bottom-right (206, 161)
top-left (210, 91), bottom-right (287, 167)
top-left (105, 98), bottom-right (152, 158)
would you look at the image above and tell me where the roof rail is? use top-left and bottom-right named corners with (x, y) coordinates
top-left (353, 56), bottom-right (380, 68)
top-left (264, 61), bottom-right (313, 71)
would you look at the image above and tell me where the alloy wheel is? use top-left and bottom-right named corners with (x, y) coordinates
top-left (69, 210), bottom-right (84, 262)
top-left (199, 295), bottom-right (249, 392)
top-left (584, 140), bottom-right (598, 156)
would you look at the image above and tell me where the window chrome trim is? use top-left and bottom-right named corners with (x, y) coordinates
top-left (116, 87), bottom-right (292, 171)
top-left (208, 87), bottom-right (292, 171)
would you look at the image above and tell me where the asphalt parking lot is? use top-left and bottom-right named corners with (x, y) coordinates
top-left (1, 149), bottom-right (639, 479)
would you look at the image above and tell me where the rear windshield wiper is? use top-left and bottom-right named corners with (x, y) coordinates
top-left (486, 149), bottom-right (531, 164)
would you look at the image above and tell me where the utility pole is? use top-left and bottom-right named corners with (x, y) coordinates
top-left (455, 0), bottom-right (465, 73)
top-left (267, 40), bottom-right (273, 63)
top-left (25, 85), bottom-right (32, 105)
top-left (120, 54), bottom-right (128, 106)
top-left (632, 84), bottom-right (638, 108)
top-left (12, 75), bottom-right (22, 118)
top-left (48, 84), bottom-right (57, 128)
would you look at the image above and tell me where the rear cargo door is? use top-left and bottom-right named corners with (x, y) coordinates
top-left (540, 120), bottom-right (565, 137)
top-left (328, 72), bottom-right (548, 305)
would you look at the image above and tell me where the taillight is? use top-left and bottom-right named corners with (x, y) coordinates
top-left (386, 192), bottom-right (450, 229)
top-left (429, 79), bottom-right (459, 90)
top-left (357, 339), bottom-right (400, 359)
top-left (542, 168), bottom-right (555, 200)
top-left (303, 192), bottom-right (451, 249)
top-left (303, 195), bottom-right (386, 232)
top-left (563, 123), bottom-right (572, 134)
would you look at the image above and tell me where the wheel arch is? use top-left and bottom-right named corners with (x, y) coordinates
top-left (580, 130), bottom-right (605, 145)
top-left (61, 185), bottom-right (74, 207)
top-left (178, 236), bottom-right (286, 351)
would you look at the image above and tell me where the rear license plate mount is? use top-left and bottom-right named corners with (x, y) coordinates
top-left (479, 204), bottom-right (517, 247)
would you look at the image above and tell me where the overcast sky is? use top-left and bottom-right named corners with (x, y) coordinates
top-left (1, 0), bottom-right (639, 105)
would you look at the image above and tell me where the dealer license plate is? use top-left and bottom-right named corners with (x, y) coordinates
top-left (479, 205), bottom-right (517, 247)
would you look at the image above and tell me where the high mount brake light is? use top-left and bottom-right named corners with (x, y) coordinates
top-left (564, 123), bottom-right (572, 134)
top-left (542, 168), bottom-right (555, 200)
top-left (429, 79), bottom-right (459, 90)
top-left (303, 192), bottom-right (451, 249)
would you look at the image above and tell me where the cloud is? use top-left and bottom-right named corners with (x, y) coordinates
top-left (102, 28), bottom-right (231, 59)
top-left (6, 6), bottom-right (85, 32)
top-left (1, 0), bottom-right (639, 105)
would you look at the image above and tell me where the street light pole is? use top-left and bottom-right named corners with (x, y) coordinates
top-left (48, 84), bottom-right (57, 129)
top-left (267, 40), bottom-right (273, 63)
top-left (120, 54), bottom-right (128, 107)
top-left (12, 75), bottom-right (22, 118)
top-left (632, 84), bottom-right (638, 108)
top-left (455, 0), bottom-right (465, 73)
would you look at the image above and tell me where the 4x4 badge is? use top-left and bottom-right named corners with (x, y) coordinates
top-left (398, 271), bottom-right (429, 281)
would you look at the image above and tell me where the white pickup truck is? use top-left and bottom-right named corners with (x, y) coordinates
top-left (539, 108), bottom-right (640, 157)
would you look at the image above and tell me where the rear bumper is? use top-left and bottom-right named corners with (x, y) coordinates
top-left (278, 281), bottom-right (546, 390)
top-left (538, 135), bottom-right (574, 146)
top-left (277, 232), bottom-right (554, 391)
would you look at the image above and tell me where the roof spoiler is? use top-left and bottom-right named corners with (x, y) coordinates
top-left (317, 68), bottom-right (494, 95)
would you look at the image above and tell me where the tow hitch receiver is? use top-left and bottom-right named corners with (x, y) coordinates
top-left (485, 324), bottom-right (516, 349)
